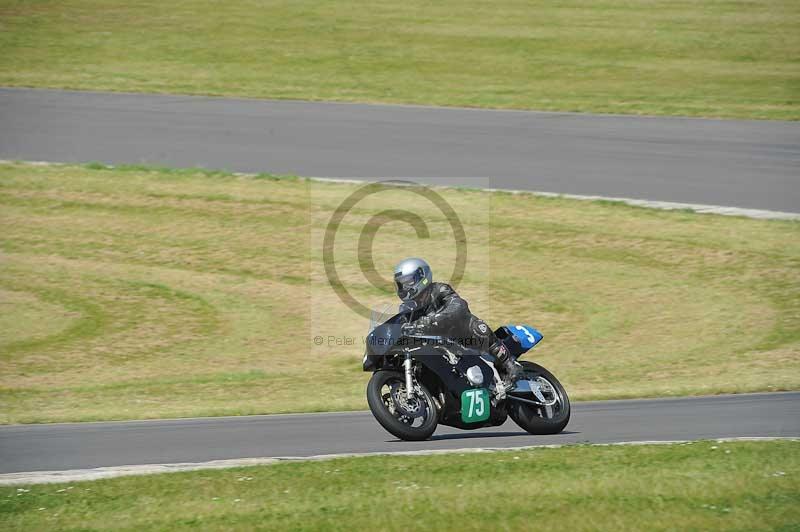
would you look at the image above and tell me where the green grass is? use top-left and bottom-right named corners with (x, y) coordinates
top-left (0, 0), bottom-right (798, 119)
top-left (1, 441), bottom-right (798, 531)
top-left (0, 161), bottom-right (798, 423)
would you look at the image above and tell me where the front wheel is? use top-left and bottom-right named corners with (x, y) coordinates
top-left (508, 361), bottom-right (570, 435)
top-left (366, 370), bottom-right (438, 441)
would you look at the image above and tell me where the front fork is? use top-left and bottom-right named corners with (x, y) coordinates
top-left (403, 351), bottom-right (414, 400)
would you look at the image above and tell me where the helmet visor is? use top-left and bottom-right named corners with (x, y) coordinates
top-left (394, 269), bottom-right (424, 300)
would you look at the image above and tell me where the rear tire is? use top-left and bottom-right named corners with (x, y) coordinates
top-left (508, 361), bottom-right (570, 435)
top-left (367, 370), bottom-right (438, 441)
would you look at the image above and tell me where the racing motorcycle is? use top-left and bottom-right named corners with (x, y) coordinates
top-left (363, 302), bottom-right (570, 441)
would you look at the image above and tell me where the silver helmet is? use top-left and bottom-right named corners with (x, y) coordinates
top-left (393, 257), bottom-right (433, 303)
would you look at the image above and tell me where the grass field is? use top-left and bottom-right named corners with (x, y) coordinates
top-left (1, 161), bottom-right (798, 423)
top-left (1, 440), bottom-right (798, 530)
top-left (0, 0), bottom-right (798, 119)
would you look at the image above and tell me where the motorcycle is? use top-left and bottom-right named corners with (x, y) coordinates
top-left (363, 301), bottom-right (570, 441)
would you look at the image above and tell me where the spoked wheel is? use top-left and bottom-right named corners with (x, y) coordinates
top-left (366, 370), bottom-right (438, 441)
top-left (508, 361), bottom-right (570, 435)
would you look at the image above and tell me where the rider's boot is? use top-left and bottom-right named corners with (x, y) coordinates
top-left (489, 342), bottom-right (523, 388)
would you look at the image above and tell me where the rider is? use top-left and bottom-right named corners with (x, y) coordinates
top-left (393, 257), bottom-right (523, 386)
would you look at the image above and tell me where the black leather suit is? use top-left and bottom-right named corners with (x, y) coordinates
top-left (406, 282), bottom-right (498, 353)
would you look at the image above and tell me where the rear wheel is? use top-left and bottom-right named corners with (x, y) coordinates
top-left (366, 370), bottom-right (438, 441)
top-left (508, 361), bottom-right (570, 435)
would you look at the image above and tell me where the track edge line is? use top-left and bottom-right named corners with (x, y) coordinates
top-left (2, 436), bottom-right (797, 486)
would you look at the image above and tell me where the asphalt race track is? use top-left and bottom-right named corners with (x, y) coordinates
top-left (1, 393), bottom-right (797, 475)
top-left (1, 88), bottom-right (799, 212)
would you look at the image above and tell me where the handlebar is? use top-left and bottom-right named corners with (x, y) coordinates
top-left (403, 334), bottom-right (461, 347)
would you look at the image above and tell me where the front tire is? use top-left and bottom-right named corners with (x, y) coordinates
top-left (367, 370), bottom-right (438, 441)
top-left (508, 361), bottom-right (570, 435)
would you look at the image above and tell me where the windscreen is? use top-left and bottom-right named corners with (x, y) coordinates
top-left (369, 303), bottom-right (396, 333)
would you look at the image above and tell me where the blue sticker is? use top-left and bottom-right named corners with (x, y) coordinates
top-left (507, 325), bottom-right (543, 349)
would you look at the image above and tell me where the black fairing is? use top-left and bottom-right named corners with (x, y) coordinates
top-left (364, 312), bottom-right (507, 430)
top-left (363, 312), bottom-right (408, 368)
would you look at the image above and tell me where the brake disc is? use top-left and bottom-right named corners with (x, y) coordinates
top-left (389, 383), bottom-right (427, 417)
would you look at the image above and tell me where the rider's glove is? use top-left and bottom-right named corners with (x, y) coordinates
top-left (401, 316), bottom-right (429, 335)
top-left (410, 315), bottom-right (434, 333)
